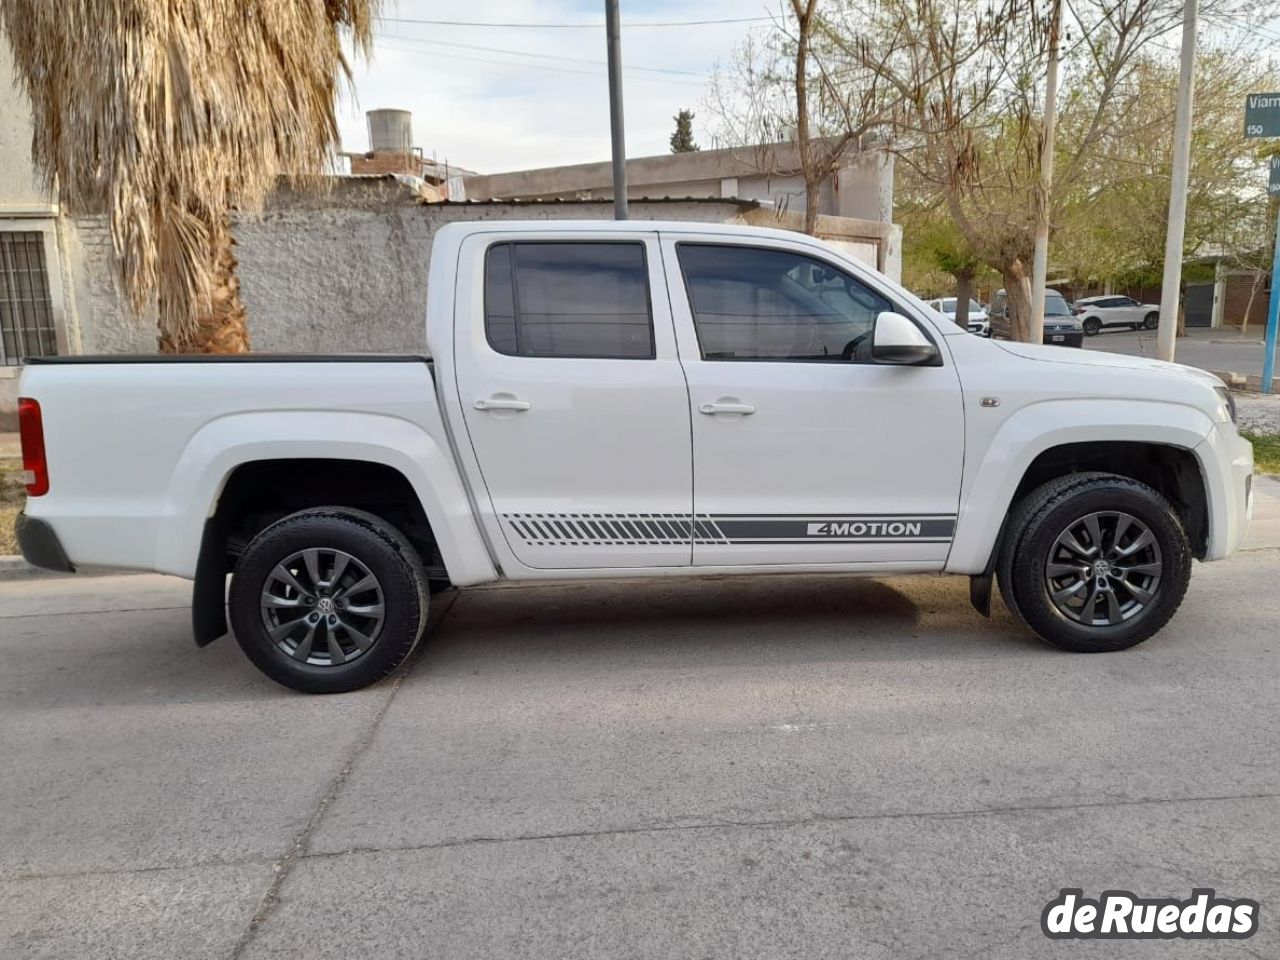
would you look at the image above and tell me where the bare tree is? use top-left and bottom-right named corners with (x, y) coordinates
top-left (712, 0), bottom-right (1237, 341)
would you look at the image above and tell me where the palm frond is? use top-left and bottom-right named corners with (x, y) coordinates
top-left (0, 0), bottom-right (380, 343)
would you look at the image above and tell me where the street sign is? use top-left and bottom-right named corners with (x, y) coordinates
top-left (1270, 156), bottom-right (1280, 196)
top-left (1245, 93), bottom-right (1280, 138)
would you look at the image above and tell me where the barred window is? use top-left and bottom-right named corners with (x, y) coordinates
top-left (0, 232), bottom-right (58, 365)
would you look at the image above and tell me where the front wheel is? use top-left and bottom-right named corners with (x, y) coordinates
top-left (1143, 312), bottom-right (1159, 330)
top-left (1082, 317), bottom-right (1102, 336)
top-left (228, 508), bottom-right (429, 693)
top-left (997, 473), bottom-right (1191, 652)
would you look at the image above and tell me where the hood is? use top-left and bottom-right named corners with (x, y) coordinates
top-left (993, 341), bottom-right (1226, 386)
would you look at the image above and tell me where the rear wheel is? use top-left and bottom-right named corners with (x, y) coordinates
top-left (998, 473), bottom-right (1190, 652)
top-left (228, 508), bottom-right (429, 693)
top-left (1083, 317), bottom-right (1102, 336)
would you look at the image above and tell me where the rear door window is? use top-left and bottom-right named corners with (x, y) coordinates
top-left (484, 242), bottom-right (654, 359)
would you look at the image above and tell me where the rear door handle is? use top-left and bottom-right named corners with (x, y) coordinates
top-left (699, 400), bottom-right (756, 416)
top-left (474, 397), bottom-right (531, 412)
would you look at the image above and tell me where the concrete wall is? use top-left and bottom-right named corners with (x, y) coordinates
top-left (34, 181), bottom-right (904, 372)
top-left (0, 32), bottom-right (74, 428)
top-left (0, 33), bottom-right (50, 215)
top-left (234, 194), bottom-right (758, 354)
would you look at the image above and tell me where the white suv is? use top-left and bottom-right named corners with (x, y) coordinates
top-left (927, 297), bottom-right (990, 337)
top-left (1074, 295), bottom-right (1161, 336)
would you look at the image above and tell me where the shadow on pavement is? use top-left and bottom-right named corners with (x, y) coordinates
top-left (422, 574), bottom-right (1038, 674)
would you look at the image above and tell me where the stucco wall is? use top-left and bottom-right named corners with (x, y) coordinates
top-left (48, 185), bottom-right (902, 372)
top-left (233, 198), bottom-right (755, 354)
top-left (0, 33), bottom-right (49, 212)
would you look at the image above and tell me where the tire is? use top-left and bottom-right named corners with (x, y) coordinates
top-left (1065, 334), bottom-right (1084, 349)
top-left (1143, 312), bottom-right (1158, 330)
top-left (1082, 317), bottom-right (1102, 336)
top-left (228, 508), bottom-right (429, 693)
top-left (997, 473), bottom-right (1191, 652)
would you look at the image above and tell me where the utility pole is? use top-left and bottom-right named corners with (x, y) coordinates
top-left (1029, 0), bottom-right (1062, 346)
top-left (1263, 203), bottom-right (1279, 393)
top-left (1156, 0), bottom-right (1198, 362)
top-left (604, 0), bottom-right (628, 220)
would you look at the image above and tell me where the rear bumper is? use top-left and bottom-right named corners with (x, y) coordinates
top-left (15, 513), bottom-right (76, 573)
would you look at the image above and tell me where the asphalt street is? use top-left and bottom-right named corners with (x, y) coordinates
top-left (1083, 326), bottom-right (1278, 379)
top-left (2, 479), bottom-right (1280, 959)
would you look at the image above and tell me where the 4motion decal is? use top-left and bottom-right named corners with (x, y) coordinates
top-left (502, 513), bottom-right (957, 546)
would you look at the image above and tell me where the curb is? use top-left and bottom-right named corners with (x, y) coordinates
top-left (1208, 369), bottom-right (1264, 393)
top-left (0, 555), bottom-right (148, 583)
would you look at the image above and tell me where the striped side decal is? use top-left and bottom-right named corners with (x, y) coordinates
top-left (502, 513), bottom-right (957, 546)
top-left (502, 513), bottom-right (693, 546)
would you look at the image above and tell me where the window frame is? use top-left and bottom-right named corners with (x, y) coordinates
top-left (0, 228), bottom-right (60, 366)
top-left (673, 240), bottom-right (939, 365)
top-left (482, 238), bottom-right (657, 361)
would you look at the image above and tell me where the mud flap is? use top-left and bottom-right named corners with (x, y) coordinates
top-left (969, 572), bottom-right (993, 618)
top-left (192, 516), bottom-right (229, 647)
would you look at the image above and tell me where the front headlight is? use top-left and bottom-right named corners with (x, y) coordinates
top-left (1214, 385), bottom-right (1238, 425)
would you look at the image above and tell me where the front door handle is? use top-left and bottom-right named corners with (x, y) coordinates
top-left (699, 400), bottom-right (756, 416)
top-left (474, 396), bottom-right (531, 412)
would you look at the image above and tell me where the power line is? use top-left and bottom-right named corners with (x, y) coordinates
top-left (371, 40), bottom-right (708, 86)
top-left (378, 15), bottom-right (774, 29)
top-left (374, 33), bottom-right (706, 77)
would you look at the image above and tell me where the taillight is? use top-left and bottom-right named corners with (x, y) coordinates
top-left (18, 397), bottom-right (49, 496)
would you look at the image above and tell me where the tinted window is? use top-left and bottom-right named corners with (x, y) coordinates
top-left (676, 244), bottom-right (893, 362)
top-left (484, 242), bottom-right (653, 359)
top-left (941, 298), bottom-right (957, 311)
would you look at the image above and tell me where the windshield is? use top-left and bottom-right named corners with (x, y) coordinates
top-left (1045, 294), bottom-right (1072, 317)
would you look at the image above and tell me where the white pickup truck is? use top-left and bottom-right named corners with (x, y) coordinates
top-left (16, 221), bottom-right (1254, 693)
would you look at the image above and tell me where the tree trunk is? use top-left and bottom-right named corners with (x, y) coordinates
top-left (1000, 262), bottom-right (1032, 342)
top-left (1240, 272), bottom-right (1264, 336)
top-left (954, 271), bottom-right (973, 328)
top-left (158, 224), bottom-right (251, 354)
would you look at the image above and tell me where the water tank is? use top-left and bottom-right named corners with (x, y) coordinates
top-left (367, 109), bottom-right (413, 153)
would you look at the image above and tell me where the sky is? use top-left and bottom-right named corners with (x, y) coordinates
top-left (336, 0), bottom-right (777, 174)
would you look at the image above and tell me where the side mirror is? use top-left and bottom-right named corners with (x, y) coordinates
top-left (872, 312), bottom-right (941, 365)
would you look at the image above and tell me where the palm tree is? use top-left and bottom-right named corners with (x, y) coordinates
top-left (0, 1), bottom-right (379, 353)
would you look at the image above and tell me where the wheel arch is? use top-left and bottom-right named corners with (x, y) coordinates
top-left (163, 412), bottom-right (496, 644)
top-left (948, 400), bottom-right (1215, 574)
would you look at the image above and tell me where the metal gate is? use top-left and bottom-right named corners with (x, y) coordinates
top-left (1184, 282), bottom-right (1214, 328)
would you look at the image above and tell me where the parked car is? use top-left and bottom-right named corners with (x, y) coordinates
top-left (988, 288), bottom-right (1084, 347)
top-left (927, 297), bottom-right (990, 337)
top-left (16, 221), bottom-right (1252, 693)
top-left (1074, 295), bottom-right (1161, 335)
